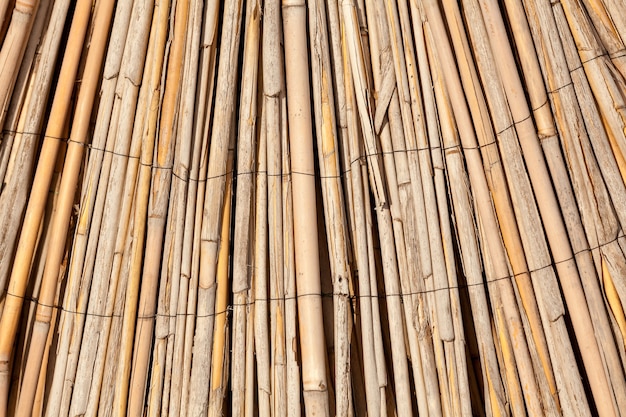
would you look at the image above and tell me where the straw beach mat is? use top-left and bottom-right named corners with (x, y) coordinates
top-left (0, 0), bottom-right (625, 416)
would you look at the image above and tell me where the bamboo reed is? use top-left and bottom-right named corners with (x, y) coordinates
top-left (188, 1), bottom-right (244, 415)
top-left (230, 5), bottom-right (257, 411)
top-left (262, 0), bottom-right (289, 415)
top-left (254, 103), bottom-right (271, 417)
top-left (173, 1), bottom-right (220, 415)
top-left (523, 0), bottom-right (626, 411)
top-left (476, 2), bottom-right (618, 415)
top-left (281, 90), bottom-right (302, 417)
top-left (103, 3), bottom-right (171, 415)
top-left (283, 1), bottom-right (330, 415)
top-left (48, 3), bottom-right (147, 416)
top-left (126, 0), bottom-right (190, 412)
top-left (12, 0), bottom-right (115, 414)
top-left (0, 0), bottom-right (40, 129)
top-left (0, 1), bottom-right (92, 413)
top-left (0, 0), bottom-right (50, 188)
top-left (146, 0), bottom-right (203, 413)
top-left (341, 5), bottom-right (391, 416)
top-left (421, 1), bottom-right (552, 415)
top-left (2, 0), bottom-right (626, 415)
top-left (0, 0), bottom-right (69, 296)
top-left (308, 0), bottom-right (353, 414)
top-left (208, 147), bottom-right (234, 417)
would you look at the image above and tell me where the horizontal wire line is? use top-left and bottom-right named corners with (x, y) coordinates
top-left (2, 66), bottom-right (623, 320)
top-left (1, 233), bottom-right (622, 320)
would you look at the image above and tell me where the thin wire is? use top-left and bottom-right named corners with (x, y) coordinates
top-left (1, 233), bottom-right (622, 320)
top-left (2, 46), bottom-right (623, 320)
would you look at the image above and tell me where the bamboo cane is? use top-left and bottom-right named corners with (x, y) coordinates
top-left (407, 27), bottom-right (468, 417)
top-left (524, 0), bottom-right (626, 409)
top-left (240, 291), bottom-right (254, 417)
top-left (578, 0), bottom-right (626, 77)
top-left (31, 279), bottom-right (58, 417)
top-left (420, 1), bottom-right (554, 415)
top-left (100, 3), bottom-right (170, 416)
top-left (0, 0), bottom-right (70, 297)
top-left (455, 1), bottom-right (588, 413)
top-left (0, 0), bottom-right (40, 128)
top-left (398, 1), bottom-right (475, 414)
top-left (254, 104), bottom-right (271, 417)
top-left (106, 117), bottom-right (154, 417)
top-left (435, 1), bottom-right (578, 413)
top-left (0, 0), bottom-right (10, 34)
top-left (0, 2), bottom-right (67, 289)
top-left (476, 2), bottom-right (618, 415)
top-left (598, 0), bottom-right (626, 59)
top-left (307, 0), bottom-right (353, 414)
top-left (558, 0), bottom-right (626, 179)
top-left (282, 1), bottom-right (331, 415)
top-left (4, 119), bottom-right (66, 417)
top-left (171, 2), bottom-right (220, 415)
top-left (178, 101), bottom-right (212, 417)
top-left (262, 0), bottom-right (289, 414)
top-left (19, 10), bottom-right (111, 414)
top-left (603, 260), bottom-right (626, 343)
top-left (281, 92), bottom-right (302, 417)
top-left (326, 4), bottom-right (363, 415)
top-left (0, 1), bottom-right (92, 412)
top-left (0, 0), bottom-right (50, 188)
top-left (340, 3), bottom-right (393, 415)
top-left (343, 3), bottom-right (417, 415)
top-left (547, 0), bottom-right (626, 300)
top-left (229, 1), bottom-right (258, 409)
top-left (188, 0), bottom-right (244, 414)
top-left (2, 0), bottom-right (626, 414)
top-left (125, 0), bottom-right (190, 412)
top-left (207, 147), bottom-right (234, 417)
top-left (64, 3), bottom-right (150, 415)
top-left (146, 0), bottom-right (203, 413)
top-left (345, 5), bottom-right (391, 415)
top-left (0, 93), bottom-right (39, 411)
top-left (365, 3), bottom-right (448, 414)
top-left (49, 3), bottom-right (147, 416)
top-left (146, 178), bottom-right (181, 417)
top-left (230, 4), bottom-right (261, 416)
top-left (431, 75), bottom-right (508, 417)
top-left (12, 0), bottom-right (115, 414)
top-left (160, 6), bottom-right (201, 417)
top-left (553, 0), bottom-right (626, 317)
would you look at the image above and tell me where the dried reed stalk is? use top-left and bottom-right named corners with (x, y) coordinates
top-left (0, 0), bottom-right (40, 128)
top-left (0, 0), bottom-right (69, 296)
top-left (421, 1), bottom-right (553, 415)
top-left (102, 3), bottom-right (171, 416)
top-left (523, 0), bottom-right (626, 412)
top-left (188, 1), bottom-right (244, 415)
top-left (172, 2), bottom-right (220, 415)
top-left (1, 1), bottom-right (626, 416)
top-left (308, 0), bottom-right (353, 414)
top-left (145, 0), bottom-right (203, 413)
top-left (126, 0), bottom-right (190, 413)
top-left (0, 0), bottom-right (50, 187)
top-left (0, 1), bottom-right (92, 413)
top-left (261, 0), bottom-right (290, 415)
top-left (475, 2), bottom-right (618, 415)
top-left (12, 0), bottom-right (115, 414)
top-left (207, 147), bottom-right (234, 417)
top-left (229, 0), bottom-right (258, 413)
top-left (283, 0), bottom-right (331, 415)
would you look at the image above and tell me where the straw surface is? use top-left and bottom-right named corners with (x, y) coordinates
top-left (1, 0), bottom-right (626, 416)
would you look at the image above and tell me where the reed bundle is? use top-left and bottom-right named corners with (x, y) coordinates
top-left (0, 0), bottom-right (625, 416)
